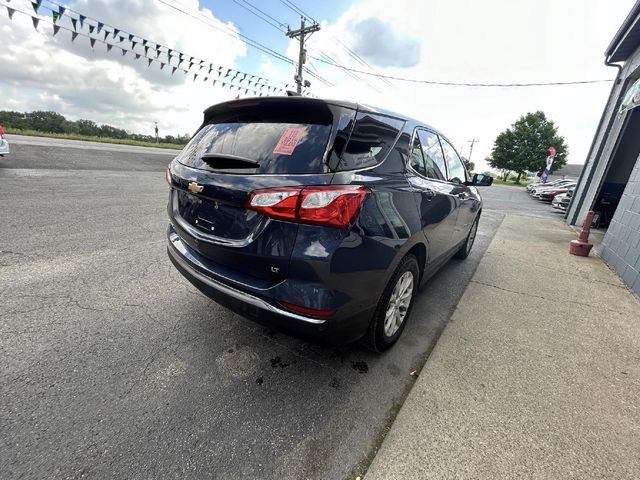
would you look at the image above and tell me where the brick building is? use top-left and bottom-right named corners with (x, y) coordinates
top-left (567, 0), bottom-right (640, 295)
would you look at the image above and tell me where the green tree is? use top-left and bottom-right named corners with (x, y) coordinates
top-left (462, 157), bottom-right (475, 173)
top-left (487, 111), bottom-right (568, 183)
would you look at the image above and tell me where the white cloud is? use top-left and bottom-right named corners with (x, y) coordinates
top-left (1, 0), bottom-right (636, 173)
top-left (280, 0), bottom-right (636, 172)
top-left (0, 0), bottom-right (249, 136)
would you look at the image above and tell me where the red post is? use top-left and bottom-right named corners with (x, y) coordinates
top-left (569, 210), bottom-right (595, 256)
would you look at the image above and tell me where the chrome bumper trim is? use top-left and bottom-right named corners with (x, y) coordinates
top-left (167, 234), bottom-right (327, 325)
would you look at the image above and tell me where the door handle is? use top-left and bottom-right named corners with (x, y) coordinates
top-left (424, 188), bottom-right (436, 199)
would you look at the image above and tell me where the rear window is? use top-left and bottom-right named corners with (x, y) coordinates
top-left (177, 122), bottom-right (331, 174)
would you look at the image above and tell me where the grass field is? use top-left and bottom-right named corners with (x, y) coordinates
top-left (7, 129), bottom-right (186, 150)
top-left (492, 178), bottom-right (527, 187)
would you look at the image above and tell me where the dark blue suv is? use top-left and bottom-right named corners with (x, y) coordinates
top-left (166, 97), bottom-right (491, 351)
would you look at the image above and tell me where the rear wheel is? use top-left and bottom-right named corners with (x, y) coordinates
top-left (454, 215), bottom-right (479, 260)
top-left (364, 254), bottom-right (419, 352)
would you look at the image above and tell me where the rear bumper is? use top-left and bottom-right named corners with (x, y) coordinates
top-left (167, 227), bottom-right (374, 345)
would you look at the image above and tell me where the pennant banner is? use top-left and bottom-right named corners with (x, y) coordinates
top-left (3, 4), bottom-right (296, 99)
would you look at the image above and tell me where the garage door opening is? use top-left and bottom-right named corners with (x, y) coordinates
top-left (591, 107), bottom-right (640, 230)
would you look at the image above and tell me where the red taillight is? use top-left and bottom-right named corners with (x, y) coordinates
top-left (246, 186), bottom-right (368, 228)
top-left (280, 302), bottom-right (336, 317)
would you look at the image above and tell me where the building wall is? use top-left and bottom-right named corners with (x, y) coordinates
top-left (567, 43), bottom-right (640, 226)
top-left (600, 152), bottom-right (640, 295)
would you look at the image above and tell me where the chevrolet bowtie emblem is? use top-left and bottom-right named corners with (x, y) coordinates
top-left (188, 182), bottom-right (204, 194)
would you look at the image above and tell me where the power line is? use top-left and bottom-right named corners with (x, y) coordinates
top-left (228, 0), bottom-right (284, 32)
top-left (307, 55), bottom-right (615, 87)
top-left (155, 0), bottom-right (333, 89)
top-left (6, 0), bottom-right (289, 95)
top-left (239, 0), bottom-right (288, 29)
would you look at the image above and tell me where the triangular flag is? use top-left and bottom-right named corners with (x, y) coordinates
top-left (121, 48), bottom-right (127, 56)
top-left (188, 62), bottom-right (193, 70)
top-left (53, 24), bottom-right (60, 36)
top-left (135, 53), bottom-right (140, 59)
top-left (128, 34), bottom-right (133, 42)
top-left (90, 37), bottom-right (96, 48)
top-left (107, 44), bottom-right (113, 52)
top-left (103, 30), bottom-right (109, 41)
top-left (203, 76), bottom-right (208, 82)
top-left (172, 66), bottom-right (177, 75)
top-left (119, 36), bottom-right (125, 43)
top-left (217, 70), bottom-right (222, 77)
top-left (212, 80), bottom-right (217, 86)
top-left (58, 6), bottom-right (65, 18)
top-left (71, 31), bottom-right (78, 42)
top-left (79, 15), bottom-right (85, 28)
top-left (97, 22), bottom-right (103, 34)
top-left (89, 24), bottom-right (94, 34)
top-left (193, 74), bottom-right (198, 81)
top-left (160, 63), bottom-right (165, 70)
top-left (52, 11), bottom-right (59, 23)
top-left (148, 58), bottom-right (153, 67)
top-left (144, 46), bottom-right (149, 56)
top-left (208, 66), bottom-right (213, 74)
top-left (142, 39), bottom-right (147, 46)
top-left (32, 2), bottom-right (39, 14)
top-left (6, 7), bottom-right (15, 19)
top-left (224, 69), bottom-right (230, 78)
top-left (112, 28), bottom-right (119, 39)
top-left (31, 16), bottom-right (39, 30)
top-left (131, 41), bottom-right (137, 50)
top-left (71, 17), bottom-right (77, 30)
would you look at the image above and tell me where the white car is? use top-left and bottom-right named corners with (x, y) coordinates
top-left (0, 135), bottom-right (9, 156)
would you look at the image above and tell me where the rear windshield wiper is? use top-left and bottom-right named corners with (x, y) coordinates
top-left (200, 153), bottom-right (260, 169)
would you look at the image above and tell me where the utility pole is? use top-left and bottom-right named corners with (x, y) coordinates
top-left (467, 138), bottom-right (478, 162)
top-left (286, 17), bottom-right (320, 94)
top-left (154, 121), bottom-right (159, 144)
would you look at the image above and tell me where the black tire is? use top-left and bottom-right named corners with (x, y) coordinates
top-left (454, 215), bottom-right (479, 260)
top-left (364, 254), bottom-right (420, 352)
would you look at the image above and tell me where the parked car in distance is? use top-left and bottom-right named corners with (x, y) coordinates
top-left (530, 179), bottom-right (574, 197)
top-left (537, 183), bottom-right (577, 202)
top-left (552, 187), bottom-right (575, 211)
top-left (526, 178), bottom-right (566, 192)
top-left (0, 125), bottom-right (9, 157)
top-left (166, 96), bottom-right (492, 351)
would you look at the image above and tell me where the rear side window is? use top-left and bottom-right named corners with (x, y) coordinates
top-left (336, 112), bottom-right (405, 171)
top-left (440, 138), bottom-right (467, 183)
top-left (417, 130), bottom-right (446, 180)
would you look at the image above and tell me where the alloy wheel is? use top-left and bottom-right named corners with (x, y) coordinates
top-left (383, 271), bottom-right (414, 337)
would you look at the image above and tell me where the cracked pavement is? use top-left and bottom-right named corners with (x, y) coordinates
top-left (0, 140), bottom-right (558, 479)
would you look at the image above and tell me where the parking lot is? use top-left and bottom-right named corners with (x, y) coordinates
top-left (0, 138), bottom-right (557, 479)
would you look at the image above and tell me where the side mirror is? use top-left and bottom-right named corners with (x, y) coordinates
top-left (472, 173), bottom-right (493, 187)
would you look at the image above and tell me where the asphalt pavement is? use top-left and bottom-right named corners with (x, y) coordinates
top-left (0, 138), bottom-right (557, 479)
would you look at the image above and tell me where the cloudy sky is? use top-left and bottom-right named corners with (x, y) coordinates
top-left (0, 0), bottom-right (636, 171)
